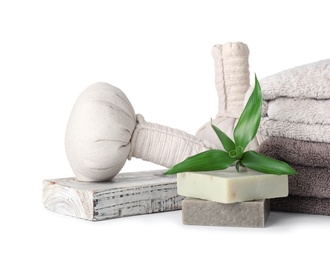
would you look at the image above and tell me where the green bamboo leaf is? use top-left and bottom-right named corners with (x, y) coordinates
top-left (241, 150), bottom-right (297, 175)
top-left (211, 123), bottom-right (236, 153)
top-left (164, 150), bottom-right (236, 175)
top-left (234, 75), bottom-right (262, 150)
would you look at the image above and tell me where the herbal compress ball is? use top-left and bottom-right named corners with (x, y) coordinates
top-left (65, 82), bottom-right (136, 182)
top-left (196, 42), bottom-right (265, 149)
top-left (65, 82), bottom-right (214, 182)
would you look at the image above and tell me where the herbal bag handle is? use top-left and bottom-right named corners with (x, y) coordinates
top-left (65, 82), bottom-right (215, 182)
top-left (129, 114), bottom-right (212, 168)
top-left (196, 42), bottom-right (265, 150)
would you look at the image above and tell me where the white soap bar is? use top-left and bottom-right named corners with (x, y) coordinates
top-left (177, 167), bottom-right (288, 204)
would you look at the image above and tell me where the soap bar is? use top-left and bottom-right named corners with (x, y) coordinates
top-left (177, 167), bottom-right (288, 204)
top-left (43, 170), bottom-right (184, 221)
top-left (182, 198), bottom-right (270, 228)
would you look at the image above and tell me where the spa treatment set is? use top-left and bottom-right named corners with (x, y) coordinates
top-left (43, 42), bottom-right (330, 227)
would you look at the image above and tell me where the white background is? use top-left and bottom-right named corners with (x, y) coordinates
top-left (1, 1), bottom-right (330, 259)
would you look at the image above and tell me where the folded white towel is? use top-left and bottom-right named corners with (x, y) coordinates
top-left (260, 59), bottom-right (330, 100)
top-left (263, 98), bottom-right (330, 125)
top-left (256, 59), bottom-right (330, 142)
top-left (259, 118), bottom-right (330, 143)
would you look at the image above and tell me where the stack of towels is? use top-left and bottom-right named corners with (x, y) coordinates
top-left (257, 59), bottom-right (330, 216)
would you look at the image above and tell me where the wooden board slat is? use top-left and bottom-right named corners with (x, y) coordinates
top-left (43, 170), bottom-right (184, 221)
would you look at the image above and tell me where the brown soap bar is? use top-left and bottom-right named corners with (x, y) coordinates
top-left (182, 198), bottom-right (270, 228)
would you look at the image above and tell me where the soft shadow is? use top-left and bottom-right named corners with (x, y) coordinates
top-left (266, 211), bottom-right (330, 229)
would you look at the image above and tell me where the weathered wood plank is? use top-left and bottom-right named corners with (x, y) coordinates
top-left (43, 170), bottom-right (184, 221)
